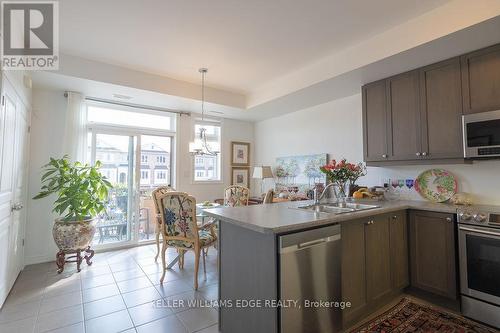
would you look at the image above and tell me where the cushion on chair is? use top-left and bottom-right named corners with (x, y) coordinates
top-left (166, 229), bottom-right (216, 248)
top-left (224, 185), bottom-right (250, 207)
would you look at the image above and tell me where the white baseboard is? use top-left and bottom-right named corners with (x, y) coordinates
top-left (24, 254), bottom-right (53, 266)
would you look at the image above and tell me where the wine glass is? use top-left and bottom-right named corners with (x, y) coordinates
top-left (405, 179), bottom-right (414, 199)
top-left (398, 179), bottom-right (405, 194)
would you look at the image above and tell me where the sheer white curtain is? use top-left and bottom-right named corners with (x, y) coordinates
top-left (63, 92), bottom-right (87, 162)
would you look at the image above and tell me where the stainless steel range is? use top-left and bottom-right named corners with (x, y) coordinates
top-left (458, 207), bottom-right (500, 328)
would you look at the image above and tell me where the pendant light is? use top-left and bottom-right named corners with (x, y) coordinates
top-left (188, 68), bottom-right (219, 156)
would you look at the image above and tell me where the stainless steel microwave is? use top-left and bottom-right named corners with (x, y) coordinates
top-left (463, 110), bottom-right (500, 159)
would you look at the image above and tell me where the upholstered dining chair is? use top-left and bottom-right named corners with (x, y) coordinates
top-left (223, 185), bottom-right (250, 207)
top-left (263, 189), bottom-right (275, 204)
top-left (156, 191), bottom-right (217, 290)
top-left (152, 186), bottom-right (174, 262)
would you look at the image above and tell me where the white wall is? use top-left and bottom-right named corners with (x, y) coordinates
top-left (25, 87), bottom-right (254, 264)
top-left (254, 93), bottom-right (500, 206)
top-left (25, 89), bottom-right (66, 265)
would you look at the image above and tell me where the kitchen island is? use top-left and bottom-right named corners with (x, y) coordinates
top-left (205, 200), bottom-right (469, 333)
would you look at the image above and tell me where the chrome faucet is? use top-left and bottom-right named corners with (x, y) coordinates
top-left (313, 183), bottom-right (337, 205)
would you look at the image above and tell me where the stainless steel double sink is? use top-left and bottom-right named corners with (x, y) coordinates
top-left (295, 202), bottom-right (380, 215)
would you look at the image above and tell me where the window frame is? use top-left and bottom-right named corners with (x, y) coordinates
top-left (191, 118), bottom-right (223, 184)
top-left (87, 102), bottom-right (178, 189)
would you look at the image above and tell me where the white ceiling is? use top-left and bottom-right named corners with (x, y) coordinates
top-left (59, 0), bottom-right (450, 94)
top-left (31, 71), bottom-right (252, 120)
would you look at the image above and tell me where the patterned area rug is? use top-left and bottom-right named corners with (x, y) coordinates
top-left (350, 298), bottom-right (498, 333)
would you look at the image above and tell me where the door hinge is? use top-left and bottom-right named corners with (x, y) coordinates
top-left (1, 95), bottom-right (4, 106)
top-left (22, 239), bottom-right (25, 246)
top-left (28, 126), bottom-right (31, 133)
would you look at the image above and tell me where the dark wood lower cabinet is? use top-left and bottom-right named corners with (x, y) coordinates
top-left (342, 211), bottom-right (408, 327)
top-left (390, 211), bottom-right (409, 290)
top-left (341, 218), bottom-right (367, 324)
top-left (409, 210), bottom-right (457, 300)
top-left (365, 215), bottom-right (392, 303)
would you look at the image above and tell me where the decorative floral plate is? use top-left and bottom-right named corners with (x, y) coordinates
top-left (414, 169), bottom-right (458, 203)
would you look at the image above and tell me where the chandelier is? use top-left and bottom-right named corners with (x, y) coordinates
top-left (188, 68), bottom-right (219, 156)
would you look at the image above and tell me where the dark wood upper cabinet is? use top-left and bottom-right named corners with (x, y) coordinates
top-left (363, 43), bottom-right (500, 165)
top-left (362, 80), bottom-right (390, 161)
top-left (409, 210), bottom-right (457, 300)
top-left (419, 57), bottom-right (464, 159)
top-left (387, 71), bottom-right (421, 161)
top-left (461, 44), bottom-right (500, 114)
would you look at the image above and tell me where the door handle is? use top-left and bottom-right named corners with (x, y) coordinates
top-left (459, 226), bottom-right (500, 237)
top-left (298, 239), bottom-right (327, 249)
top-left (11, 203), bottom-right (23, 211)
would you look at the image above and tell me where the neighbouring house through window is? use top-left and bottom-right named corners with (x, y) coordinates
top-left (193, 121), bottom-right (221, 182)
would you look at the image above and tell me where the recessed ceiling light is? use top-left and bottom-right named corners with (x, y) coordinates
top-left (112, 93), bottom-right (133, 100)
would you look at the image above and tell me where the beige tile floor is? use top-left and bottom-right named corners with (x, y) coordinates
top-left (0, 245), bottom-right (219, 333)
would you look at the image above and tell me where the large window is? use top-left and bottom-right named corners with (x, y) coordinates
top-left (87, 103), bottom-right (176, 248)
top-left (88, 105), bottom-right (174, 130)
top-left (193, 121), bottom-right (221, 182)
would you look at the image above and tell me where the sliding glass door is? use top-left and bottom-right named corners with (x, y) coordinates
top-left (88, 129), bottom-right (174, 249)
top-left (90, 133), bottom-right (137, 247)
top-left (138, 135), bottom-right (173, 242)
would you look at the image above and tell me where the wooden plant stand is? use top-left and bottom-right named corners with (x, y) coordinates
top-left (56, 246), bottom-right (94, 273)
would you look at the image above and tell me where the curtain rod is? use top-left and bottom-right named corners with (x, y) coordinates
top-left (64, 93), bottom-right (191, 116)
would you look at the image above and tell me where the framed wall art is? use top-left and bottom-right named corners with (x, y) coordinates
top-left (231, 141), bottom-right (250, 166)
top-left (232, 167), bottom-right (250, 188)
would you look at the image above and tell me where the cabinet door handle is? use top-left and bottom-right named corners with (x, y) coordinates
top-left (365, 220), bottom-right (374, 225)
top-left (416, 152), bottom-right (421, 156)
top-left (422, 152), bottom-right (428, 156)
top-left (382, 154), bottom-right (388, 158)
top-left (392, 215), bottom-right (398, 220)
top-left (446, 217), bottom-right (452, 223)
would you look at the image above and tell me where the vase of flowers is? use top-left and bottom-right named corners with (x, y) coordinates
top-left (320, 159), bottom-right (366, 203)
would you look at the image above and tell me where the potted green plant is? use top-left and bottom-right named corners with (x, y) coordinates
top-left (33, 156), bottom-right (112, 253)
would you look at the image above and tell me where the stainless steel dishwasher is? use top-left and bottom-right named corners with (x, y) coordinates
top-left (279, 224), bottom-right (341, 333)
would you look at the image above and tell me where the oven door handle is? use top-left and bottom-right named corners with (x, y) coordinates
top-left (459, 226), bottom-right (500, 237)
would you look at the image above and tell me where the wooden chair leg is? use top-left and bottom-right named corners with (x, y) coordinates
top-left (154, 231), bottom-right (160, 262)
top-left (160, 241), bottom-right (167, 284)
top-left (194, 247), bottom-right (200, 290)
top-left (202, 247), bottom-right (206, 275)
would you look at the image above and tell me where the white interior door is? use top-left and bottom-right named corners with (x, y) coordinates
top-left (9, 98), bottom-right (29, 285)
top-left (0, 79), bottom-right (19, 307)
